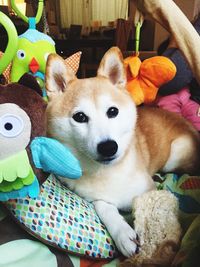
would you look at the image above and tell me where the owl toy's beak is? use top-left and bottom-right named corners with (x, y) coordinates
top-left (29, 57), bottom-right (40, 73)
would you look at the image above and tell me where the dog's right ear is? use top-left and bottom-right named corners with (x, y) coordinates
top-left (45, 53), bottom-right (76, 99)
top-left (97, 46), bottom-right (126, 87)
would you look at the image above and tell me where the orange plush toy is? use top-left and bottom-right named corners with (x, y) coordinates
top-left (124, 55), bottom-right (177, 105)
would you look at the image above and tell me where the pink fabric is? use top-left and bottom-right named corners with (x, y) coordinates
top-left (156, 87), bottom-right (200, 131)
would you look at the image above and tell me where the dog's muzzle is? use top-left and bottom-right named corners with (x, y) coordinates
top-left (97, 140), bottom-right (118, 163)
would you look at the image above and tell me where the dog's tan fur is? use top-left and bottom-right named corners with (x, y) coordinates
top-left (136, 107), bottom-right (200, 175)
top-left (45, 47), bottom-right (200, 257)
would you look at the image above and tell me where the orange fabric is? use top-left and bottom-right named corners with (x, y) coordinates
top-left (125, 55), bottom-right (176, 105)
top-left (124, 55), bottom-right (141, 79)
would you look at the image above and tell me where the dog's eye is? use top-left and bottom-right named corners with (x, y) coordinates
top-left (107, 107), bottom-right (119, 118)
top-left (72, 112), bottom-right (89, 123)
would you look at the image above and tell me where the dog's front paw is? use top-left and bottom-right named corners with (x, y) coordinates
top-left (114, 223), bottom-right (138, 257)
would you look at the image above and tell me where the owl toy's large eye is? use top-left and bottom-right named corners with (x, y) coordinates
top-left (0, 114), bottom-right (24, 138)
top-left (17, 49), bottom-right (26, 60)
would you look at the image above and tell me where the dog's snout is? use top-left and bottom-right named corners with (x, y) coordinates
top-left (97, 140), bottom-right (118, 157)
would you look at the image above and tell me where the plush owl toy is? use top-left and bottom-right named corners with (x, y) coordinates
top-left (0, 74), bottom-right (82, 201)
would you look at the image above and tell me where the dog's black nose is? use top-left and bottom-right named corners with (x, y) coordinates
top-left (97, 140), bottom-right (118, 157)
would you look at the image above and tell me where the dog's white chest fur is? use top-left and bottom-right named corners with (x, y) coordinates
top-left (61, 149), bottom-right (153, 211)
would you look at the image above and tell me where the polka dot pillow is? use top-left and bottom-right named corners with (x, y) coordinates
top-left (4, 174), bottom-right (117, 259)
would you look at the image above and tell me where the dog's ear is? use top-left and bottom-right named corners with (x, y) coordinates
top-left (45, 53), bottom-right (76, 99)
top-left (97, 47), bottom-right (126, 87)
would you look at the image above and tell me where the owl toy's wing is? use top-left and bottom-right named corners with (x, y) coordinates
top-left (0, 150), bottom-right (40, 201)
top-left (30, 137), bottom-right (82, 179)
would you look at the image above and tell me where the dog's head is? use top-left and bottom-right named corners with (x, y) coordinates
top-left (46, 47), bottom-right (137, 166)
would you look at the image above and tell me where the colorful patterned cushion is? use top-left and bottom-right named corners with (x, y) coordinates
top-left (4, 174), bottom-right (117, 259)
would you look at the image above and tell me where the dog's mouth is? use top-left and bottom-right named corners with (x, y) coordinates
top-left (96, 156), bottom-right (117, 164)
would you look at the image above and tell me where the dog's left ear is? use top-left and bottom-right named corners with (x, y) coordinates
top-left (45, 53), bottom-right (76, 99)
top-left (97, 47), bottom-right (126, 87)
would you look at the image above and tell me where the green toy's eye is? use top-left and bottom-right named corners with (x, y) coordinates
top-left (17, 49), bottom-right (26, 60)
top-left (0, 114), bottom-right (24, 138)
top-left (44, 53), bottom-right (50, 61)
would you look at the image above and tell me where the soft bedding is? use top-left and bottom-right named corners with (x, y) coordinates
top-left (0, 172), bottom-right (199, 267)
top-left (0, 206), bottom-right (119, 267)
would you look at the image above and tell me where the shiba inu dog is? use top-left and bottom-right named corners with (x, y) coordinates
top-left (45, 47), bottom-right (200, 257)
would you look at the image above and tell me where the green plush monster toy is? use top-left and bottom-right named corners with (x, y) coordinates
top-left (0, 0), bottom-right (55, 100)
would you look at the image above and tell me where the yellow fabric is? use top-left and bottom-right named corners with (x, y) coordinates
top-left (59, 0), bottom-right (128, 28)
top-left (125, 55), bottom-right (176, 105)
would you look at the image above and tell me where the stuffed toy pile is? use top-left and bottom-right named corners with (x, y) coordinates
top-left (0, 0), bottom-right (199, 265)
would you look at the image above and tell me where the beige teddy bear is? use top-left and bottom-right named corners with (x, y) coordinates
top-left (120, 190), bottom-right (182, 267)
